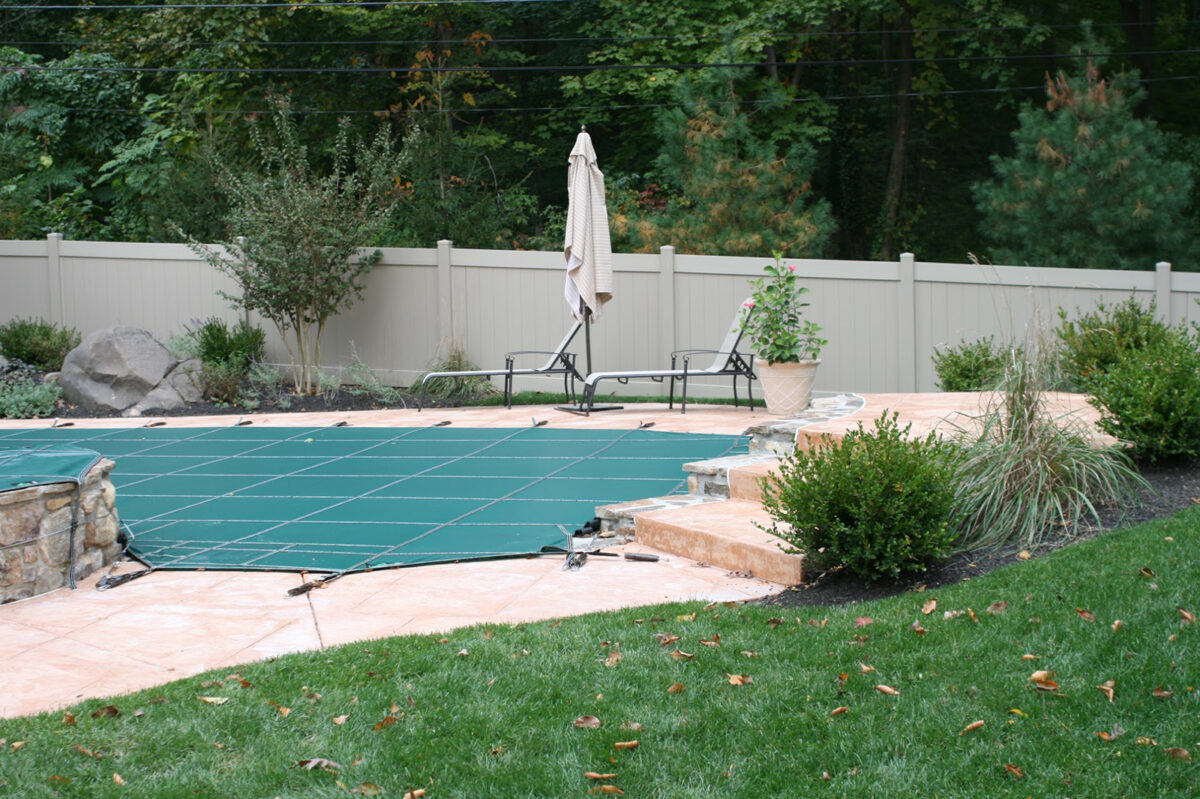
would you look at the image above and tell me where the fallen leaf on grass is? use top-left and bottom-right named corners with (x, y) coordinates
top-left (74, 745), bottom-right (100, 759)
top-left (1153, 686), bottom-right (1174, 698)
top-left (589, 787), bottom-right (624, 795)
top-left (613, 740), bottom-right (639, 751)
top-left (727, 674), bottom-right (753, 686)
top-left (1165, 747), bottom-right (1191, 761)
top-left (830, 706), bottom-right (849, 716)
top-left (668, 648), bottom-right (694, 660)
top-left (1029, 669), bottom-right (1054, 682)
top-left (46, 776), bottom-right (71, 785)
top-left (62, 712), bottom-right (76, 726)
top-left (986, 600), bottom-right (1007, 615)
top-left (766, 617), bottom-right (784, 628)
top-left (699, 634), bottom-right (721, 647)
top-left (621, 721), bottom-right (644, 731)
top-left (653, 632), bottom-right (680, 647)
top-left (198, 697), bottom-right (228, 706)
top-left (960, 720), bottom-right (985, 735)
top-left (667, 683), bottom-right (685, 695)
top-left (573, 715), bottom-right (602, 729)
top-left (943, 610), bottom-right (965, 620)
top-left (1004, 764), bottom-right (1024, 779)
top-left (875, 685), bottom-right (900, 696)
top-left (296, 758), bottom-right (342, 771)
top-left (1021, 654), bottom-right (1040, 661)
top-left (402, 790), bottom-right (427, 799)
top-left (585, 772), bottom-right (618, 780)
top-left (1096, 723), bottom-right (1125, 741)
top-left (268, 701), bottom-right (291, 717)
top-left (1178, 607), bottom-right (1196, 625)
top-left (921, 599), bottom-right (937, 615)
top-left (456, 648), bottom-right (469, 657)
top-left (859, 663), bottom-right (876, 674)
top-left (1032, 679), bottom-right (1059, 692)
top-left (91, 705), bottom-right (120, 718)
top-left (1112, 620), bottom-right (1124, 632)
top-left (113, 773), bottom-right (125, 785)
top-left (352, 782), bottom-right (384, 796)
top-left (373, 715), bottom-right (400, 731)
top-left (604, 650), bottom-right (622, 667)
top-left (909, 622), bottom-right (928, 634)
top-left (967, 608), bottom-right (979, 623)
top-left (1136, 737), bottom-right (1158, 746)
top-left (333, 714), bottom-right (350, 725)
top-left (10, 741), bottom-right (23, 750)
top-left (1096, 680), bottom-right (1115, 702)
top-left (677, 612), bottom-right (696, 622)
top-left (1076, 608), bottom-right (1097, 622)
top-left (1008, 708), bottom-right (1026, 717)
top-left (1017, 550), bottom-right (1031, 560)
top-left (854, 617), bottom-right (873, 628)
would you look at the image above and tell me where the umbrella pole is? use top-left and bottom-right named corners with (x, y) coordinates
top-left (558, 306), bottom-right (623, 415)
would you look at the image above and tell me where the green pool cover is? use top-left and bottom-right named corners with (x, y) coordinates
top-left (0, 425), bottom-right (747, 575)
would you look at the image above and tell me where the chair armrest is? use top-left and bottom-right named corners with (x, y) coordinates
top-left (506, 349), bottom-right (572, 359)
top-left (670, 348), bottom-right (724, 358)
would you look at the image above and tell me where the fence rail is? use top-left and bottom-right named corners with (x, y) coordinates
top-left (2, 235), bottom-right (1198, 396)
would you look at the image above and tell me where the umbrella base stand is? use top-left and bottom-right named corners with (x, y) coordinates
top-left (555, 402), bottom-right (624, 416)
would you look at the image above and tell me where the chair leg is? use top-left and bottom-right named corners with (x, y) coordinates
top-left (668, 375), bottom-right (676, 409)
top-left (418, 377), bottom-right (429, 411)
top-left (680, 369), bottom-right (689, 414)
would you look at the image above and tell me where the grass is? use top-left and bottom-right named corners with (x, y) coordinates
top-left (2, 511), bottom-right (1198, 797)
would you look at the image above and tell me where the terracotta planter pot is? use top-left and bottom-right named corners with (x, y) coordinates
top-left (755, 359), bottom-right (820, 416)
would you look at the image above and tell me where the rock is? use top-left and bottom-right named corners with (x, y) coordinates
top-left (59, 327), bottom-right (179, 413)
top-left (124, 382), bottom-right (186, 416)
top-left (167, 358), bottom-right (205, 403)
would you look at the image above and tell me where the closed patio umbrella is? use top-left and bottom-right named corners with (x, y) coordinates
top-left (563, 126), bottom-right (613, 377)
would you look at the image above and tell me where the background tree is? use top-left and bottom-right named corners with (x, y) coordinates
top-left (187, 97), bottom-right (408, 394)
top-left (973, 59), bottom-right (1197, 270)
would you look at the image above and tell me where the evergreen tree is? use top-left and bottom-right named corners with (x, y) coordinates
top-left (973, 60), bottom-right (1197, 270)
top-left (612, 68), bottom-right (834, 258)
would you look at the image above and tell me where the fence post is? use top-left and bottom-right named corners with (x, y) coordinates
top-left (898, 252), bottom-right (917, 392)
top-left (437, 239), bottom-right (453, 343)
top-left (46, 232), bottom-right (64, 325)
top-left (1155, 261), bottom-right (1172, 325)
top-left (658, 245), bottom-right (676, 357)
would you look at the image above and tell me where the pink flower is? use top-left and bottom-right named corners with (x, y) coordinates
top-left (788, 265), bottom-right (796, 272)
top-left (743, 300), bottom-right (755, 308)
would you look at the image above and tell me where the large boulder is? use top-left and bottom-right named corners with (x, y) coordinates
top-left (59, 327), bottom-right (180, 413)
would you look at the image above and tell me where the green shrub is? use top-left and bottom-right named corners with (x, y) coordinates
top-left (186, 317), bottom-right (265, 371)
top-left (0, 377), bottom-right (61, 418)
top-left (759, 412), bottom-right (959, 583)
top-left (1083, 326), bottom-right (1200, 462)
top-left (197, 360), bottom-right (245, 405)
top-left (0, 317), bottom-right (81, 372)
top-left (414, 343), bottom-right (500, 405)
top-left (948, 348), bottom-right (1146, 550)
top-left (1056, 297), bottom-right (1170, 387)
top-left (342, 353), bottom-right (401, 405)
top-left (932, 336), bottom-right (1014, 391)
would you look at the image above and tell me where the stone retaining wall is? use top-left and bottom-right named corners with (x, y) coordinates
top-left (0, 459), bottom-right (121, 603)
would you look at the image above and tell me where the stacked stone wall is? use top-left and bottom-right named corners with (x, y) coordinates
top-left (0, 459), bottom-right (121, 603)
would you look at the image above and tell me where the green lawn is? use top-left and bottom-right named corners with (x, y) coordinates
top-left (2, 510), bottom-right (1197, 798)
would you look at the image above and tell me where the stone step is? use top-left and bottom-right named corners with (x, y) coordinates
top-left (633, 499), bottom-right (803, 585)
top-left (682, 452), bottom-right (779, 499)
top-left (727, 459), bottom-right (782, 504)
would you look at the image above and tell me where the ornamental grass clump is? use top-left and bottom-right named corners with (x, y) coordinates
top-left (760, 412), bottom-right (959, 583)
top-left (948, 346), bottom-right (1146, 551)
top-left (742, 254), bottom-right (826, 364)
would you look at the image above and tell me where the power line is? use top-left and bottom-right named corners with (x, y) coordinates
top-left (10, 47), bottom-right (1200, 75)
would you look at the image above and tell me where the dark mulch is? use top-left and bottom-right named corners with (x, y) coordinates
top-left (37, 380), bottom-right (1200, 611)
top-left (761, 459), bottom-right (1200, 609)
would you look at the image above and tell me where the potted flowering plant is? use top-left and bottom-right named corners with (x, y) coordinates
top-left (743, 254), bottom-right (827, 414)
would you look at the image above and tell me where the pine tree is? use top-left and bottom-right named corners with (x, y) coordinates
top-left (973, 60), bottom-right (1197, 270)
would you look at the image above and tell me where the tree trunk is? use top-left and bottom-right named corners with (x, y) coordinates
top-left (877, 1), bottom-right (914, 261)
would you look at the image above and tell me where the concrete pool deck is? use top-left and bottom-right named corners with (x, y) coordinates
top-left (0, 393), bottom-right (1102, 718)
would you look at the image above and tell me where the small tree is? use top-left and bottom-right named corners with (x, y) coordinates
top-left (188, 96), bottom-right (406, 394)
top-left (973, 59), bottom-right (1197, 270)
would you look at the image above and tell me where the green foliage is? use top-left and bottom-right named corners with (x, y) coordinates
top-left (196, 360), bottom-right (245, 406)
top-left (932, 335), bottom-right (1015, 391)
top-left (1084, 326), bottom-right (1200, 462)
top-left (948, 348), bottom-right (1146, 550)
top-left (0, 317), bottom-right (81, 372)
top-left (760, 412), bottom-right (958, 583)
top-left (341, 349), bottom-right (402, 405)
top-left (1056, 296), bottom-right (1171, 387)
top-left (974, 59), bottom-right (1198, 269)
top-left (186, 95), bottom-right (406, 394)
top-left (414, 343), bottom-right (501, 405)
top-left (185, 317), bottom-right (265, 372)
top-left (0, 377), bottom-right (61, 419)
top-left (742, 255), bottom-right (825, 363)
top-left (611, 67), bottom-right (835, 258)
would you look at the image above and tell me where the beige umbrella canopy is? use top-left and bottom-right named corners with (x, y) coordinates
top-left (563, 128), bottom-right (613, 326)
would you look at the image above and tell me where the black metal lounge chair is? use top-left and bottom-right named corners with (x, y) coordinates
top-left (417, 321), bottom-right (584, 410)
top-left (579, 300), bottom-right (756, 414)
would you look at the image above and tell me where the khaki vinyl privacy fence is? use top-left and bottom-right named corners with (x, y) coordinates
top-left (2, 234), bottom-right (1198, 396)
